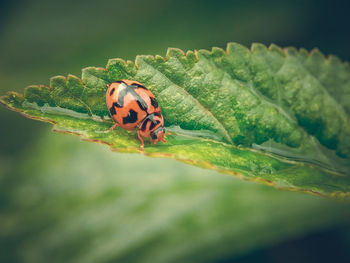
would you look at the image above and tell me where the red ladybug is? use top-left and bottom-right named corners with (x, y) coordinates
top-left (106, 79), bottom-right (166, 148)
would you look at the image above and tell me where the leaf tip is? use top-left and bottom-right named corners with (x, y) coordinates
top-left (67, 74), bottom-right (82, 81)
top-left (211, 46), bottom-right (225, 56)
top-left (107, 58), bottom-right (128, 67)
top-left (0, 91), bottom-right (25, 108)
top-left (268, 44), bottom-right (285, 57)
top-left (309, 48), bottom-right (326, 60)
top-left (106, 58), bottom-right (135, 80)
top-left (251, 42), bottom-right (268, 53)
top-left (185, 50), bottom-right (198, 61)
top-left (326, 54), bottom-right (343, 66)
top-left (283, 46), bottom-right (298, 56)
top-left (226, 42), bottom-right (250, 55)
top-left (166, 47), bottom-right (185, 59)
top-left (50, 75), bottom-right (67, 88)
top-left (195, 48), bottom-right (211, 57)
top-left (154, 54), bottom-right (166, 63)
top-left (298, 47), bottom-right (309, 58)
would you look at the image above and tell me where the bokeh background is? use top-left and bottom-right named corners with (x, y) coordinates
top-left (1, 0), bottom-right (350, 262)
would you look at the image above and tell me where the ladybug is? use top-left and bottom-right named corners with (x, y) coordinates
top-left (106, 79), bottom-right (166, 148)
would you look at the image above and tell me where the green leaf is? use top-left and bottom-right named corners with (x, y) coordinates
top-left (1, 133), bottom-right (350, 263)
top-left (1, 42), bottom-right (350, 200)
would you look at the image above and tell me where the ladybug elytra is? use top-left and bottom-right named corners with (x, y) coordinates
top-left (106, 79), bottom-right (166, 148)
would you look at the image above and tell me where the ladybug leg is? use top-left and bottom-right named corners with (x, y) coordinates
top-left (137, 129), bottom-right (144, 149)
top-left (109, 122), bottom-right (119, 131)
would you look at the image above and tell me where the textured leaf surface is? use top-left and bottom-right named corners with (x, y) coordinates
top-left (1, 42), bottom-right (350, 199)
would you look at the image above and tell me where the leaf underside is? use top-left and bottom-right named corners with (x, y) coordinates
top-left (1, 42), bottom-right (350, 200)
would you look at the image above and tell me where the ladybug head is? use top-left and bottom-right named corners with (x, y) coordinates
top-left (150, 126), bottom-right (166, 144)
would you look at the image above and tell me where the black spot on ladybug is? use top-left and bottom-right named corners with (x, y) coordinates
top-left (141, 119), bottom-right (149, 131)
top-left (150, 120), bottom-right (160, 130)
top-left (123, 109), bottom-right (138, 124)
top-left (132, 83), bottom-right (147, 89)
top-left (140, 113), bottom-right (158, 131)
top-left (109, 105), bottom-right (116, 116)
top-left (150, 97), bottom-right (158, 108)
top-left (151, 132), bottom-right (157, 140)
top-left (109, 88), bottom-right (115, 96)
top-left (115, 102), bottom-right (122, 108)
top-left (137, 100), bottom-right (148, 111)
top-left (109, 102), bottom-right (121, 116)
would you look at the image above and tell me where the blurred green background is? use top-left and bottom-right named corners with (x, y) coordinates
top-left (1, 0), bottom-right (350, 262)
